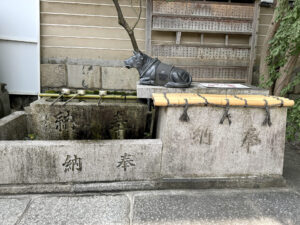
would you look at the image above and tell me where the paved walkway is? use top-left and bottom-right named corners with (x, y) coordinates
top-left (1, 144), bottom-right (300, 225)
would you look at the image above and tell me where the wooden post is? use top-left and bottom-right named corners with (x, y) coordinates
top-left (225, 34), bottom-right (229, 46)
top-left (176, 32), bottom-right (182, 45)
top-left (247, 0), bottom-right (260, 85)
top-left (145, 0), bottom-right (153, 55)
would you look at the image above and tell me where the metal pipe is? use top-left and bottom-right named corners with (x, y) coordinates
top-left (39, 93), bottom-right (137, 100)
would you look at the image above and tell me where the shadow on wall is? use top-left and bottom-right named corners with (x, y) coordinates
top-left (9, 95), bottom-right (38, 111)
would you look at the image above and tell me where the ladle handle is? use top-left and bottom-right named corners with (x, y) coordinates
top-left (63, 94), bottom-right (78, 106)
top-left (98, 96), bottom-right (102, 106)
top-left (51, 94), bottom-right (64, 105)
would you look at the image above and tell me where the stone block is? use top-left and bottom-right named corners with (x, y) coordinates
top-left (0, 111), bottom-right (27, 140)
top-left (137, 83), bottom-right (270, 99)
top-left (0, 139), bottom-right (162, 184)
top-left (102, 67), bottom-right (139, 90)
top-left (28, 99), bottom-right (148, 140)
top-left (41, 64), bottom-right (67, 88)
top-left (132, 190), bottom-right (300, 225)
top-left (157, 106), bottom-right (287, 178)
top-left (67, 65), bottom-right (101, 89)
top-left (0, 198), bottom-right (30, 225)
top-left (18, 195), bottom-right (130, 225)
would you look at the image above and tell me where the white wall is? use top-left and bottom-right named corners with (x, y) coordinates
top-left (0, 0), bottom-right (40, 95)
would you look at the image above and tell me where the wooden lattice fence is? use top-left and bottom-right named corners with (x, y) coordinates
top-left (146, 0), bottom-right (260, 84)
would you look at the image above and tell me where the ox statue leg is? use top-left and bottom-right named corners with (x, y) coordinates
top-left (164, 69), bottom-right (192, 88)
top-left (140, 77), bottom-right (154, 85)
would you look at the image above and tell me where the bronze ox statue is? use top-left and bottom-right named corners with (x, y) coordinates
top-left (124, 51), bottom-right (192, 88)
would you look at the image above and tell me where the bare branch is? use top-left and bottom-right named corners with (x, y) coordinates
top-left (112, 0), bottom-right (140, 52)
top-left (132, 0), bottom-right (142, 30)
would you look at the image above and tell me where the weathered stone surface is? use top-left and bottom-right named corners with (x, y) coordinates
top-left (28, 99), bottom-right (148, 140)
top-left (247, 191), bottom-right (300, 225)
top-left (0, 176), bottom-right (286, 195)
top-left (102, 67), bottom-right (139, 90)
top-left (0, 111), bottom-right (27, 140)
top-left (41, 64), bottom-right (67, 88)
top-left (18, 195), bottom-right (130, 225)
top-left (0, 139), bottom-right (162, 184)
top-left (0, 83), bottom-right (11, 118)
top-left (67, 65), bottom-right (101, 89)
top-left (132, 190), bottom-right (300, 225)
top-left (137, 83), bottom-right (269, 99)
top-left (157, 106), bottom-right (287, 177)
top-left (0, 198), bottom-right (30, 225)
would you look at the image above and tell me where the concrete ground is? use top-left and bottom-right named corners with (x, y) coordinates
top-left (1, 144), bottom-right (299, 225)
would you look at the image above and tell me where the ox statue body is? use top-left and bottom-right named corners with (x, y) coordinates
top-left (124, 51), bottom-right (192, 88)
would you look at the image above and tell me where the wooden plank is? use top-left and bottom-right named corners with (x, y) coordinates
top-left (41, 25), bottom-right (146, 39)
top-left (41, 36), bottom-right (145, 49)
top-left (152, 28), bottom-right (252, 35)
top-left (41, 47), bottom-right (135, 60)
top-left (158, 57), bottom-right (249, 67)
top-left (41, 0), bottom-right (146, 6)
top-left (152, 13), bottom-right (253, 21)
top-left (152, 45), bottom-right (250, 60)
top-left (152, 0), bottom-right (254, 16)
top-left (247, 0), bottom-right (260, 84)
top-left (225, 35), bottom-right (229, 46)
top-left (152, 16), bottom-right (253, 34)
top-left (153, 43), bottom-right (251, 49)
top-left (41, 1), bottom-right (147, 17)
top-left (182, 66), bottom-right (248, 81)
top-left (145, 0), bottom-right (152, 55)
top-left (41, 13), bottom-right (146, 28)
top-left (176, 32), bottom-right (181, 45)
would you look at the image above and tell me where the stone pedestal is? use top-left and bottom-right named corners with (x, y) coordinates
top-left (137, 82), bottom-right (269, 99)
top-left (156, 105), bottom-right (287, 178)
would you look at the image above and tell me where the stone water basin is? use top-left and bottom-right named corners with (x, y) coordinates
top-left (0, 99), bottom-right (164, 193)
top-left (28, 98), bottom-right (150, 140)
top-left (0, 97), bottom-right (288, 194)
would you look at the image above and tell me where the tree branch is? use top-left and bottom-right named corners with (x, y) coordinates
top-left (273, 52), bottom-right (300, 96)
top-left (132, 0), bottom-right (142, 30)
top-left (259, 1), bottom-right (280, 85)
top-left (112, 0), bottom-right (141, 52)
top-left (259, 0), bottom-right (289, 88)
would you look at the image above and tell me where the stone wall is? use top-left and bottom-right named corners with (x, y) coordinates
top-left (0, 111), bottom-right (28, 140)
top-left (41, 64), bottom-right (139, 91)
